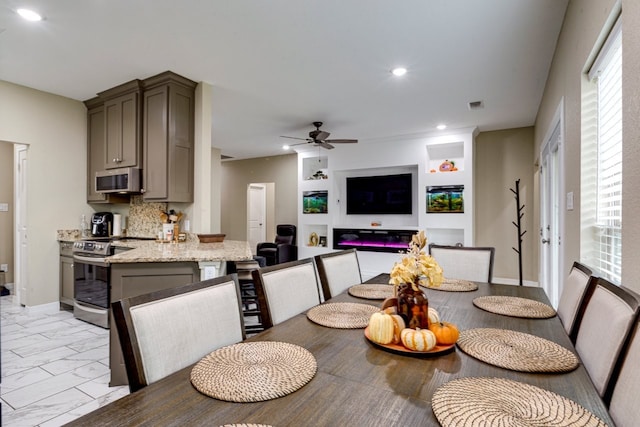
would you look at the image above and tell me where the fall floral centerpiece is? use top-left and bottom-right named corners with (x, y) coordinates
top-left (389, 230), bottom-right (443, 290)
top-left (388, 231), bottom-right (443, 328)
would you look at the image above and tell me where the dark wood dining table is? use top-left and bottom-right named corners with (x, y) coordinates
top-left (67, 275), bottom-right (614, 426)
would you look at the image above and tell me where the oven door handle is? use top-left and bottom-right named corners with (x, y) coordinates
top-left (72, 254), bottom-right (109, 267)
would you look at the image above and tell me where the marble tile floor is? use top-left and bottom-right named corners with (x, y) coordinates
top-left (1, 296), bottom-right (129, 427)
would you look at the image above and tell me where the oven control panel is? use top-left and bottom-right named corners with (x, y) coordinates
top-left (73, 240), bottom-right (112, 256)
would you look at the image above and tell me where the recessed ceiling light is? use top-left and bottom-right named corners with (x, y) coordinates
top-left (437, 124), bottom-right (447, 130)
top-left (282, 145), bottom-right (291, 150)
top-left (17, 8), bottom-right (43, 21)
top-left (391, 67), bottom-right (407, 77)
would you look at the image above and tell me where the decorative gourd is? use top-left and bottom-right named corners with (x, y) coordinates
top-left (439, 160), bottom-right (455, 172)
top-left (428, 307), bottom-right (440, 325)
top-left (390, 314), bottom-right (406, 344)
top-left (400, 328), bottom-right (437, 351)
top-left (428, 321), bottom-right (460, 345)
top-left (368, 312), bottom-right (395, 344)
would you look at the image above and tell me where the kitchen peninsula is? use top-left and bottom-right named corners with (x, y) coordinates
top-left (106, 237), bottom-right (252, 385)
top-left (109, 237), bottom-right (251, 264)
top-left (59, 231), bottom-right (252, 385)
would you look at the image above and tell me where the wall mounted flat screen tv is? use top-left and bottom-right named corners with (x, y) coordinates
top-left (346, 173), bottom-right (413, 215)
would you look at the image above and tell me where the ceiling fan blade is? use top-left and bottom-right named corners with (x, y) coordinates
top-left (325, 139), bottom-right (358, 144)
top-left (280, 135), bottom-right (310, 141)
top-left (286, 141), bottom-right (311, 147)
top-left (315, 130), bottom-right (330, 140)
top-left (317, 142), bottom-right (335, 150)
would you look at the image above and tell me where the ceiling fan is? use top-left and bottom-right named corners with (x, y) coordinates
top-left (280, 121), bottom-right (358, 150)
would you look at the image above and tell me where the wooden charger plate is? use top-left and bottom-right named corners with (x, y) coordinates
top-left (364, 326), bottom-right (455, 358)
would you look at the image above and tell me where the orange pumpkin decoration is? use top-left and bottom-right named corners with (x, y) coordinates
top-left (428, 321), bottom-right (460, 345)
top-left (439, 160), bottom-right (455, 172)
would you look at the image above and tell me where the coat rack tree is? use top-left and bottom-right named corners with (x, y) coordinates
top-left (510, 179), bottom-right (526, 286)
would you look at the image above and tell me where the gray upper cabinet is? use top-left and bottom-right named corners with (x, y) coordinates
top-left (141, 72), bottom-right (196, 202)
top-left (85, 98), bottom-right (108, 203)
top-left (85, 72), bottom-right (195, 203)
top-left (99, 80), bottom-right (143, 170)
top-left (84, 97), bottom-right (132, 204)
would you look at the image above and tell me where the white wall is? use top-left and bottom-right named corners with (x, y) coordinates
top-left (297, 129), bottom-right (476, 278)
top-left (533, 0), bottom-right (640, 294)
top-left (0, 81), bottom-right (88, 306)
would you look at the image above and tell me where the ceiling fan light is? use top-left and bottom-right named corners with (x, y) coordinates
top-left (17, 8), bottom-right (43, 21)
top-left (391, 67), bottom-right (407, 77)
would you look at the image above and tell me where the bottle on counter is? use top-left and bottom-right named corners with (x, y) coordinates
top-left (80, 214), bottom-right (90, 238)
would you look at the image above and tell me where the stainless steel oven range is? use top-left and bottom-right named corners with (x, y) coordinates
top-left (72, 240), bottom-right (114, 329)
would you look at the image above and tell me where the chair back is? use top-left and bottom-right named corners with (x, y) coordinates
top-left (275, 224), bottom-right (296, 245)
top-left (252, 258), bottom-right (322, 328)
top-left (315, 249), bottom-right (362, 300)
top-left (112, 274), bottom-right (245, 392)
top-left (574, 277), bottom-right (640, 397)
top-left (608, 316), bottom-right (640, 426)
top-left (556, 262), bottom-right (596, 341)
top-left (428, 244), bottom-right (495, 283)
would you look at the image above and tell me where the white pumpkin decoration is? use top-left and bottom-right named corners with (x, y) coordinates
top-left (400, 328), bottom-right (437, 351)
top-left (428, 307), bottom-right (440, 325)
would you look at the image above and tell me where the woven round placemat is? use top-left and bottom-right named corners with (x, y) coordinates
top-left (348, 284), bottom-right (394, 300)
top-left (307, 302), bottom-right (380, 328)
top-left (432, 377), bottom-right (609, 427)
top-left (457, 328), bottom-right (579, 373)
top-left (423, 278), bottom-right (479, 292)
top-left (473, 295), bottom-right (556, 318)
top-left (191, 341), bottom-right (317, 402)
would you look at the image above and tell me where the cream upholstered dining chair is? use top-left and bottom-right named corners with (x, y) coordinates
top-left (315, 249), bottom-right (363, 300)
top-left (428, 244), bottom-right (495, 283)
top-left (556, 261), bottom-right (597, 342)
top-left (112, 274), bottom-right (246, 393)
top-left (607, 315), bottom-right (640, 427)
top-left (252, 258), bottom-right (322, 329)
top-left (574, 277), bottom-right (640, 398)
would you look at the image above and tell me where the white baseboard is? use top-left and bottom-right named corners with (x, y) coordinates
top-left (25, 301), bottom-right (61, 315)
top-left (493, 277), bottom-right (539, 287)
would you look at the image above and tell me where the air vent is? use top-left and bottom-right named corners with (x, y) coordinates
top-left (468, 100), bottom-right (484, 110)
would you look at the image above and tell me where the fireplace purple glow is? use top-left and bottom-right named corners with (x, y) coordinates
top-left (340, 240), bottom-right (409, 249)
top-left (333, 228), bottom-right (416, 253)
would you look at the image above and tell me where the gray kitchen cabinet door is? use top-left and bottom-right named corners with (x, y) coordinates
top-left (104, 90), bottom-right (141, 170)
top-left (86, 101), bottom-right (108, 203)
top-left (142, 72), bottom-right (195, 202)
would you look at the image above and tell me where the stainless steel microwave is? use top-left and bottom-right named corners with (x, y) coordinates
top-left (95, 167), bottom-right (141, 193)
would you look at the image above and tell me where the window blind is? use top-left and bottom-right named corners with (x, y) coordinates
top-left (589, 19), bottom-right (622, 284)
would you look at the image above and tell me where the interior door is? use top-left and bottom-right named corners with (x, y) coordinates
top-left (247, 184), bottom-right (266, 255)
top-left (15, 145), bottom-right (28, 305)
top-left (539, 123), bottom-right (562, 307)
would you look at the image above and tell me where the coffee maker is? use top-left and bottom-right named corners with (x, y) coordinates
top-left (91, 212), bottom-right (113, 237)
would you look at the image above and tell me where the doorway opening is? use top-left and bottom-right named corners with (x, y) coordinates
top-left (247, 183), bottom-right (275, 255)
top-left (0, 141), bottom-right (28, 306)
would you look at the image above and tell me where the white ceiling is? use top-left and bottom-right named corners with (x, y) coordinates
top-left (0, 0), bottom-right (568, 159)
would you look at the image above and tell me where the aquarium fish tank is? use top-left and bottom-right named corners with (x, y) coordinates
top-left (303, 190), bottom-right (328, 214)
top-left (427, 185), bottom-right (464, 213)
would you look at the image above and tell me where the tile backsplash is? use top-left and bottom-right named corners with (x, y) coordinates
top-left (126, 196), bottom-right (168, 238)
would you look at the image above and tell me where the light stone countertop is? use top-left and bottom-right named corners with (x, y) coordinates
top-left (107, 239), bottom-right (252, 264)
top-left (57, 230), bottom-right (252, 263)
